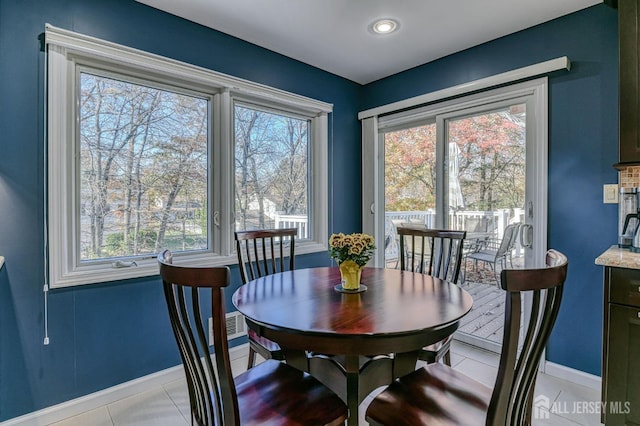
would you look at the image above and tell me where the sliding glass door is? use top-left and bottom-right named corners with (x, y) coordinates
top-left (364, 79), bottom-right (548, 351)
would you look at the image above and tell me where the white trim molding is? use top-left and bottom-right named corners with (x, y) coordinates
top-left (543, 360), bottom-right (602, 391)
top-left (45, 25), bottom-right (332, 115)
top-left (0, 344), bottom-right (250, 426)
top-left (45, 24), bottom-right (331, 288)
top-left (358, 56), bottom-right (569, 120)
top-left (0, 343), bottom-right (601, 426)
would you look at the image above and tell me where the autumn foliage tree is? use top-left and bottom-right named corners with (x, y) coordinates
top-left (451, 108), bottom-right (525, 211)
top-left (384, 106), bottom-right (525, 213)
top-left (385, 123), bottom-right (437, 211)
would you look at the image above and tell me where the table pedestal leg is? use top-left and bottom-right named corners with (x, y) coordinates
top-left (281, 348), bottom-right (309, 372)
top-left (393, 350), bottom-right (421, 378)
top-left (344, 355), bottom-right (360, 426)
top-left (308, 354), bottom-right (394, 426)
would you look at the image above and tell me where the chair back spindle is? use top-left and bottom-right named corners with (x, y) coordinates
top-left (397, 226), bottom-right (466, 283)
top-left (235, 228), bottom-right (297, 284)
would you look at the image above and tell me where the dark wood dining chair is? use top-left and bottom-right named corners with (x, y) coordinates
top-left (397, 225), bottom-right (466, 283)
top-left (397, 225), bottom-right (466, 365)
top-left (235, 228), bottom-right (297, 368)
top-left (158, 250), bottom-right (347, 426)
top-left (366, 249), bottom-right (568, 426)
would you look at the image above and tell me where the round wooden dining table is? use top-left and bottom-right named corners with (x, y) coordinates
top-left (232, 266), bottom-right (473, 426)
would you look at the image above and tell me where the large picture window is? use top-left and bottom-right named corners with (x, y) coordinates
top-left (234, 103), bottom-right (310, 237)
top-left (46, 25), bottom-right (330, 287)
top-left (79, 71), bottom-right (210, 261)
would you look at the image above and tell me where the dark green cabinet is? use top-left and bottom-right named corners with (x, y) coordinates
top-left (603, 266), bottom-right (640, 425)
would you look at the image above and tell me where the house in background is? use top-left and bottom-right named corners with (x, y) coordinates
top-left (0, 0), bottom-right (618, 422)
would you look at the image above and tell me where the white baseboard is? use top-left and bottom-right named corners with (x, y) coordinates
top-left (453, 337), bottom-right (601, 392)
top-left (542, 360), bottom-right (602, 391)
top-left (0, 344), bottom-right (249, 426)
top-left (2, 343), bottom-right (600, 426)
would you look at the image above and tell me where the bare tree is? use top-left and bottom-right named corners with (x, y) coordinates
top-left (80, 73), bottom-right (208, 259)
top-left (270, 118), bottom-right (308, 215)
top-left (81, 76), bottom-right (159, 257)
top-left (152, 97), bottom-right (208, 250)
top-left (234, 105), bottom-right (310, 231)
top-left (234, 106), bottom-right (281, 229)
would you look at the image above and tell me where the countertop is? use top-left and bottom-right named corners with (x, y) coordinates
top-left (596, 245), bottom-right (640, 269)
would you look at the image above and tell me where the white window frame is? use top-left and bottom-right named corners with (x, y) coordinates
top-left (45, 24), bottom-right (330, 288)
top-left (362, 79), bottom-right (548, 269)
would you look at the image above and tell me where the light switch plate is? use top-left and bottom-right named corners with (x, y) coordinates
top-left (603, 184), bottom-right (619, 204)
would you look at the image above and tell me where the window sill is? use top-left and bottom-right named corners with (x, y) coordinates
top-left (49, 241), bottom-right (327, 289)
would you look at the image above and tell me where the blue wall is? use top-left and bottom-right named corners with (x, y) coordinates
top-left (363, 4), bottom-right (619, 376)
top-left (0, 0), bottom-right (361, 420)
top-left (0, 0), bottom-right (618, 421)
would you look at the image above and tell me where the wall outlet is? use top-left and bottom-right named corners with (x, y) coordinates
top-left (603, 184), bottom-right (619, 204)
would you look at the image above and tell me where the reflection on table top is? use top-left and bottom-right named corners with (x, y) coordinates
top-left (232, 266), bottom-right (473, 338)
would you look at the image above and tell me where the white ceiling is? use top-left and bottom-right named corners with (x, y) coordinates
top-left (137, 0), bottom-right (602, 84)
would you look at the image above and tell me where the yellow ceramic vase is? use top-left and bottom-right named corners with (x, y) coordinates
top-left (339, 260), bottom-right (363, 290)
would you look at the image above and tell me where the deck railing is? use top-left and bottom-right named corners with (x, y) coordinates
top-left (274, 208), bottom-right (525, 256)
top-left (383, 209), bottom-right (524, 260)
top-left (273, 213), bottom-right (309, 238)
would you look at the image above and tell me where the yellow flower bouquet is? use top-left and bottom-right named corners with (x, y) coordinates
top-left (329, 233), bottom-right (375, 290)
top-left (329, 233), bottom-right (376, 266)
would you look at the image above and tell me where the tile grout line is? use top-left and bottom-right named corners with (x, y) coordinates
top-left (161, 384), bottom-right (189, 425)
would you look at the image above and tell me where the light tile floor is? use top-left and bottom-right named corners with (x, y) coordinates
top-left (49, 341), bottom-right (602, 426)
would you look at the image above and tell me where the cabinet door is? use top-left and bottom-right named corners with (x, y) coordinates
top-left (605, 303), bottom-right (640, 425)
top-left (619, 0), bottom-right (640, 163)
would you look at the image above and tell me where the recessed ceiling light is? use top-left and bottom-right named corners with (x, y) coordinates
top-left (372, 19), bottom-right (398, 35)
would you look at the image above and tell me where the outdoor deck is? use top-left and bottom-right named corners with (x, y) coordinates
top-left (384, 253), bottom-right (523, 352)
top-left (454, 256), bottom-right (525, 351)
top-left (457, 279), bottom-right (506, 347)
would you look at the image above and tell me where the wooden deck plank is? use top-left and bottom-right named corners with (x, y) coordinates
top-left (473, 313), bottom-right (505, 338)
top-left (459, 297), bottom-right (503, 330)
top-left (386, 254), bottom-right (524, 349)
top-left (457, 280), bottom-right (507, 346)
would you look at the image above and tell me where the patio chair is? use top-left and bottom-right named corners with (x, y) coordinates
top-left (396, 225), bottom-right (467, 366)
top-left (384, 218), bottom-right (425, 268)
top-left (158, 250), bottom-right (347, 426)
top-left (366, 249), bottom-right (568, 426)
top-left (464, 222), bottom-right (519, 284)
top-left (235, 228), bottom-right (297, 368)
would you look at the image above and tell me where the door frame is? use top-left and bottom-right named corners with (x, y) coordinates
top-left (362, 78), bottom-right (548, 353)
top-left (363, 78), bottom-right (548, 271)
